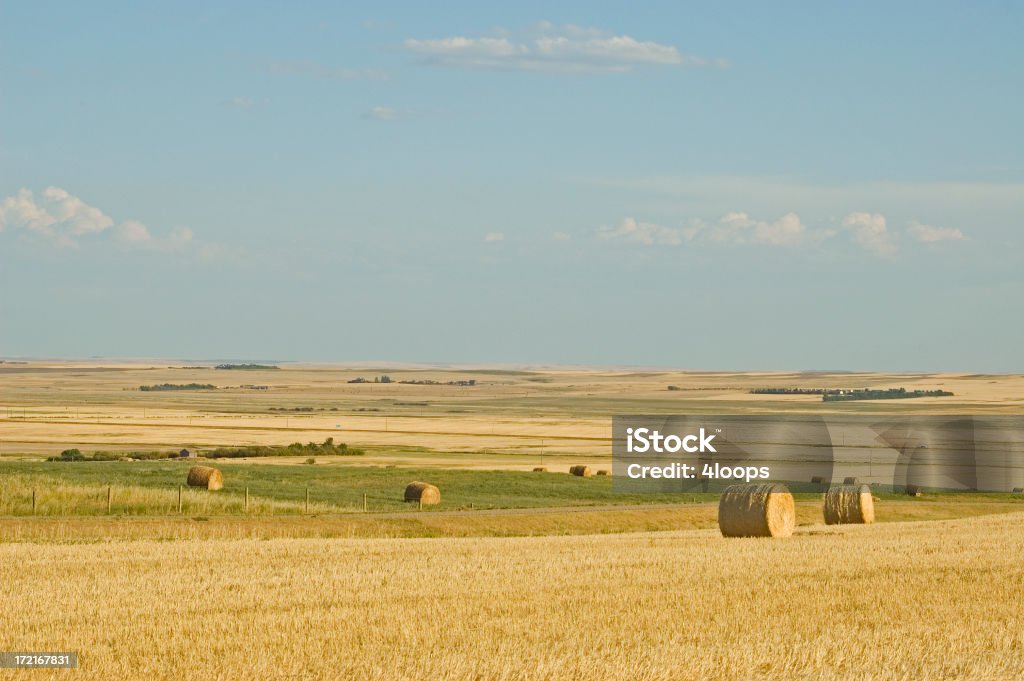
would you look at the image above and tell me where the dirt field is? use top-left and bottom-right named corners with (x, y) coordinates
top-left (2, 512), bottom-right (1022, 680)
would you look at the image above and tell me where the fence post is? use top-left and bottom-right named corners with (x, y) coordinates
top-left (245, 486), bottom-right (249, 513)
top-left (178, 485), bottom-right (183, 514)
top-left (32, 488), bottom-right (37, 515)
top-left (305, 487), bottom-right (309, 514)
top-left (107, 486), bottom-right (112, 514)
top-left (363, 493), bottom-right (367, 513)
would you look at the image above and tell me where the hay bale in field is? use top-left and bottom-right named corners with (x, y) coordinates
top-left (718, 483), bottom-right (795, 538)
top-left (532, 466), bottom-right (548, 472)
top-left (569, 465), bottom-right (592, 477)
top-left (842, 476), bottom-right (858, 485)
top-left (1013, 487), bottom-right (1024, 494)
top-left (186, 466), bottom-right (223, 491)
top-left (906, 484), bottom-right (923, 496)
top-left (823, 484), bottom-right (875, 525)
top-left (596, 469), bottom-right (610, 476)
top-left (404, 481), bottom-right (440, 505)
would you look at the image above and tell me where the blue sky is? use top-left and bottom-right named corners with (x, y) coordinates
top-left (1, 2), bottom-right (1022, 370)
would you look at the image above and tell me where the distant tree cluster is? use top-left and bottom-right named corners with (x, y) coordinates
top-left (205, 438), bottom-right (363, 459)
top-left (49, 448), bottom-right (178, 462)
top-left (139, 383), bottom-right (217, 391)
top-left (750, 387), bottom-right (953, 401)
top-left (215, 363), bottom-right (279, 370)
top-left (822, 388), bottom-right (954, 402)
top-left (268, 406), bottom-right (339, 412)
top-left (348, 375), bottom-right (392, 384)
top-left (347, 375), bottom-right (475, 386)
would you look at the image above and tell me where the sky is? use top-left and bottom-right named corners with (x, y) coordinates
top-left (1, 2), bottom-right (1022, 371)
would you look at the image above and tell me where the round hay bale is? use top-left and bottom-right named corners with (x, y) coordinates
top-left (186, 466), bottom-right (223, 491)
top-left (569, 465), bottom-right (592, 477)
top-left (842, 476), bottom-right (859, 485)
top-left (823, 484), bottom-right (875, 525)
top-left (595, 469), bottom-right (610, 476)
top-left (906, 484), bottom-right (923, 496)
top-left (404, 481), bottom-right (440, 505)
top-left (718, 483), bottom-right (795, 538)
top-left (532, 466), bottom-right (548, 472)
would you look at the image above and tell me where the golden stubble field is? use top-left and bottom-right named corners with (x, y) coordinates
top-left (2, 361), bottom-right (1021, 466)
top-left (2, 512), bottom-right (1023, 680)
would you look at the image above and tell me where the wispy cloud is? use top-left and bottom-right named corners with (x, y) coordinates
top-left (908, 221), bottom-right (967, 243)
top-left (842, 212), bottom-right (896, 257)
top-left (268, 60), bottom-right (388, 81)
top-left (221, 96), bottom-right (269, 109)
top-left (598, 210), bottom-right (964, 257)
top-left (361, 106), bottom-right (437, 121)
top-left (402, 22), bottom-right (722, 74)
top-left (551, 231), bottom-right (572, 242)
top-left (712, 211), bottom-right (805, 246)
top-left (484, 232), bottom-right (505, 242)
top-left (598, 217), bottom-right (700, 245)
top-left (0, 186), bottom-right (207, 253)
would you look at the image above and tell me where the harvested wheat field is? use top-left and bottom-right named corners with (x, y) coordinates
top-left (2, 513), bottom-right (1023, 680)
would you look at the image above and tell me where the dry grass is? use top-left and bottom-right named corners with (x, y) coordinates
top-left (2, 512), bottom-right (1023, 680)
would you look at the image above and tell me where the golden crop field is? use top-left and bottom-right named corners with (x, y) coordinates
top-left (2, 512), bottom-right (1023, 680)
top-left (3, 361), bottom-right (1021, 464)
top-left (2, 361), bottom-right (1023, 679)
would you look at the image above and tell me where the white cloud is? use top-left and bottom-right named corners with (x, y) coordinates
top-left (842, 212), bottom-right (896, 257)
top-left (484, 232), bottom-right (505, 242)
top-left (117, 219), bottom-right (152, 244)
top-left (908, 221), bottom-right (967, 243)
top-left (402, 23), bottom-right (717, 74)
top-left (552, 231), bottom-right (572, 241)
top-left (598, 217), bottom-right (700, 245)
top-left (0, 187), bottom-right (114, 246)
top-left (712, 211), bottom-right (805, 245)
top-left (1, 186), bottom-right (204, 253)
top-left (365, 106), bottom-right (399, 121)
top-left (596, 210), bottom-right (951, 257)
top-left (116, 221), bottom-right (194, 251)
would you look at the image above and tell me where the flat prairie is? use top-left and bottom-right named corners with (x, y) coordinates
top-left (2, 361), bottom-right (1021, 463)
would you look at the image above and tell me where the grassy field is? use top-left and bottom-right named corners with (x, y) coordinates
top-left (3, 512), bottom-right (1023, 680)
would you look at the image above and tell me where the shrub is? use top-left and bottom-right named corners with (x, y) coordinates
top-left (60, 448), bottom-right (85, 461)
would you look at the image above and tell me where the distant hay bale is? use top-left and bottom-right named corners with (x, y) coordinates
top-left (718, 483), bottom-right (795, 538)
top-left (596, 469), bottom-right (610, 476)
top-left (569, 465), bottom-right (592, 477)
top-left (823, 484), bottom-right (875, 525)
top-left (1013, 487), bottom-right (1024, 494)
top-left (532, 466), bottom-right (548, 472)
top-left (186, 466), bottom-right (223, 491)
top-left (842, 476), bottom-right (859, 485)
top-left (906, 484), bottom-right (923, 497)
top-left (404, 481), bottom-right (440, 505)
